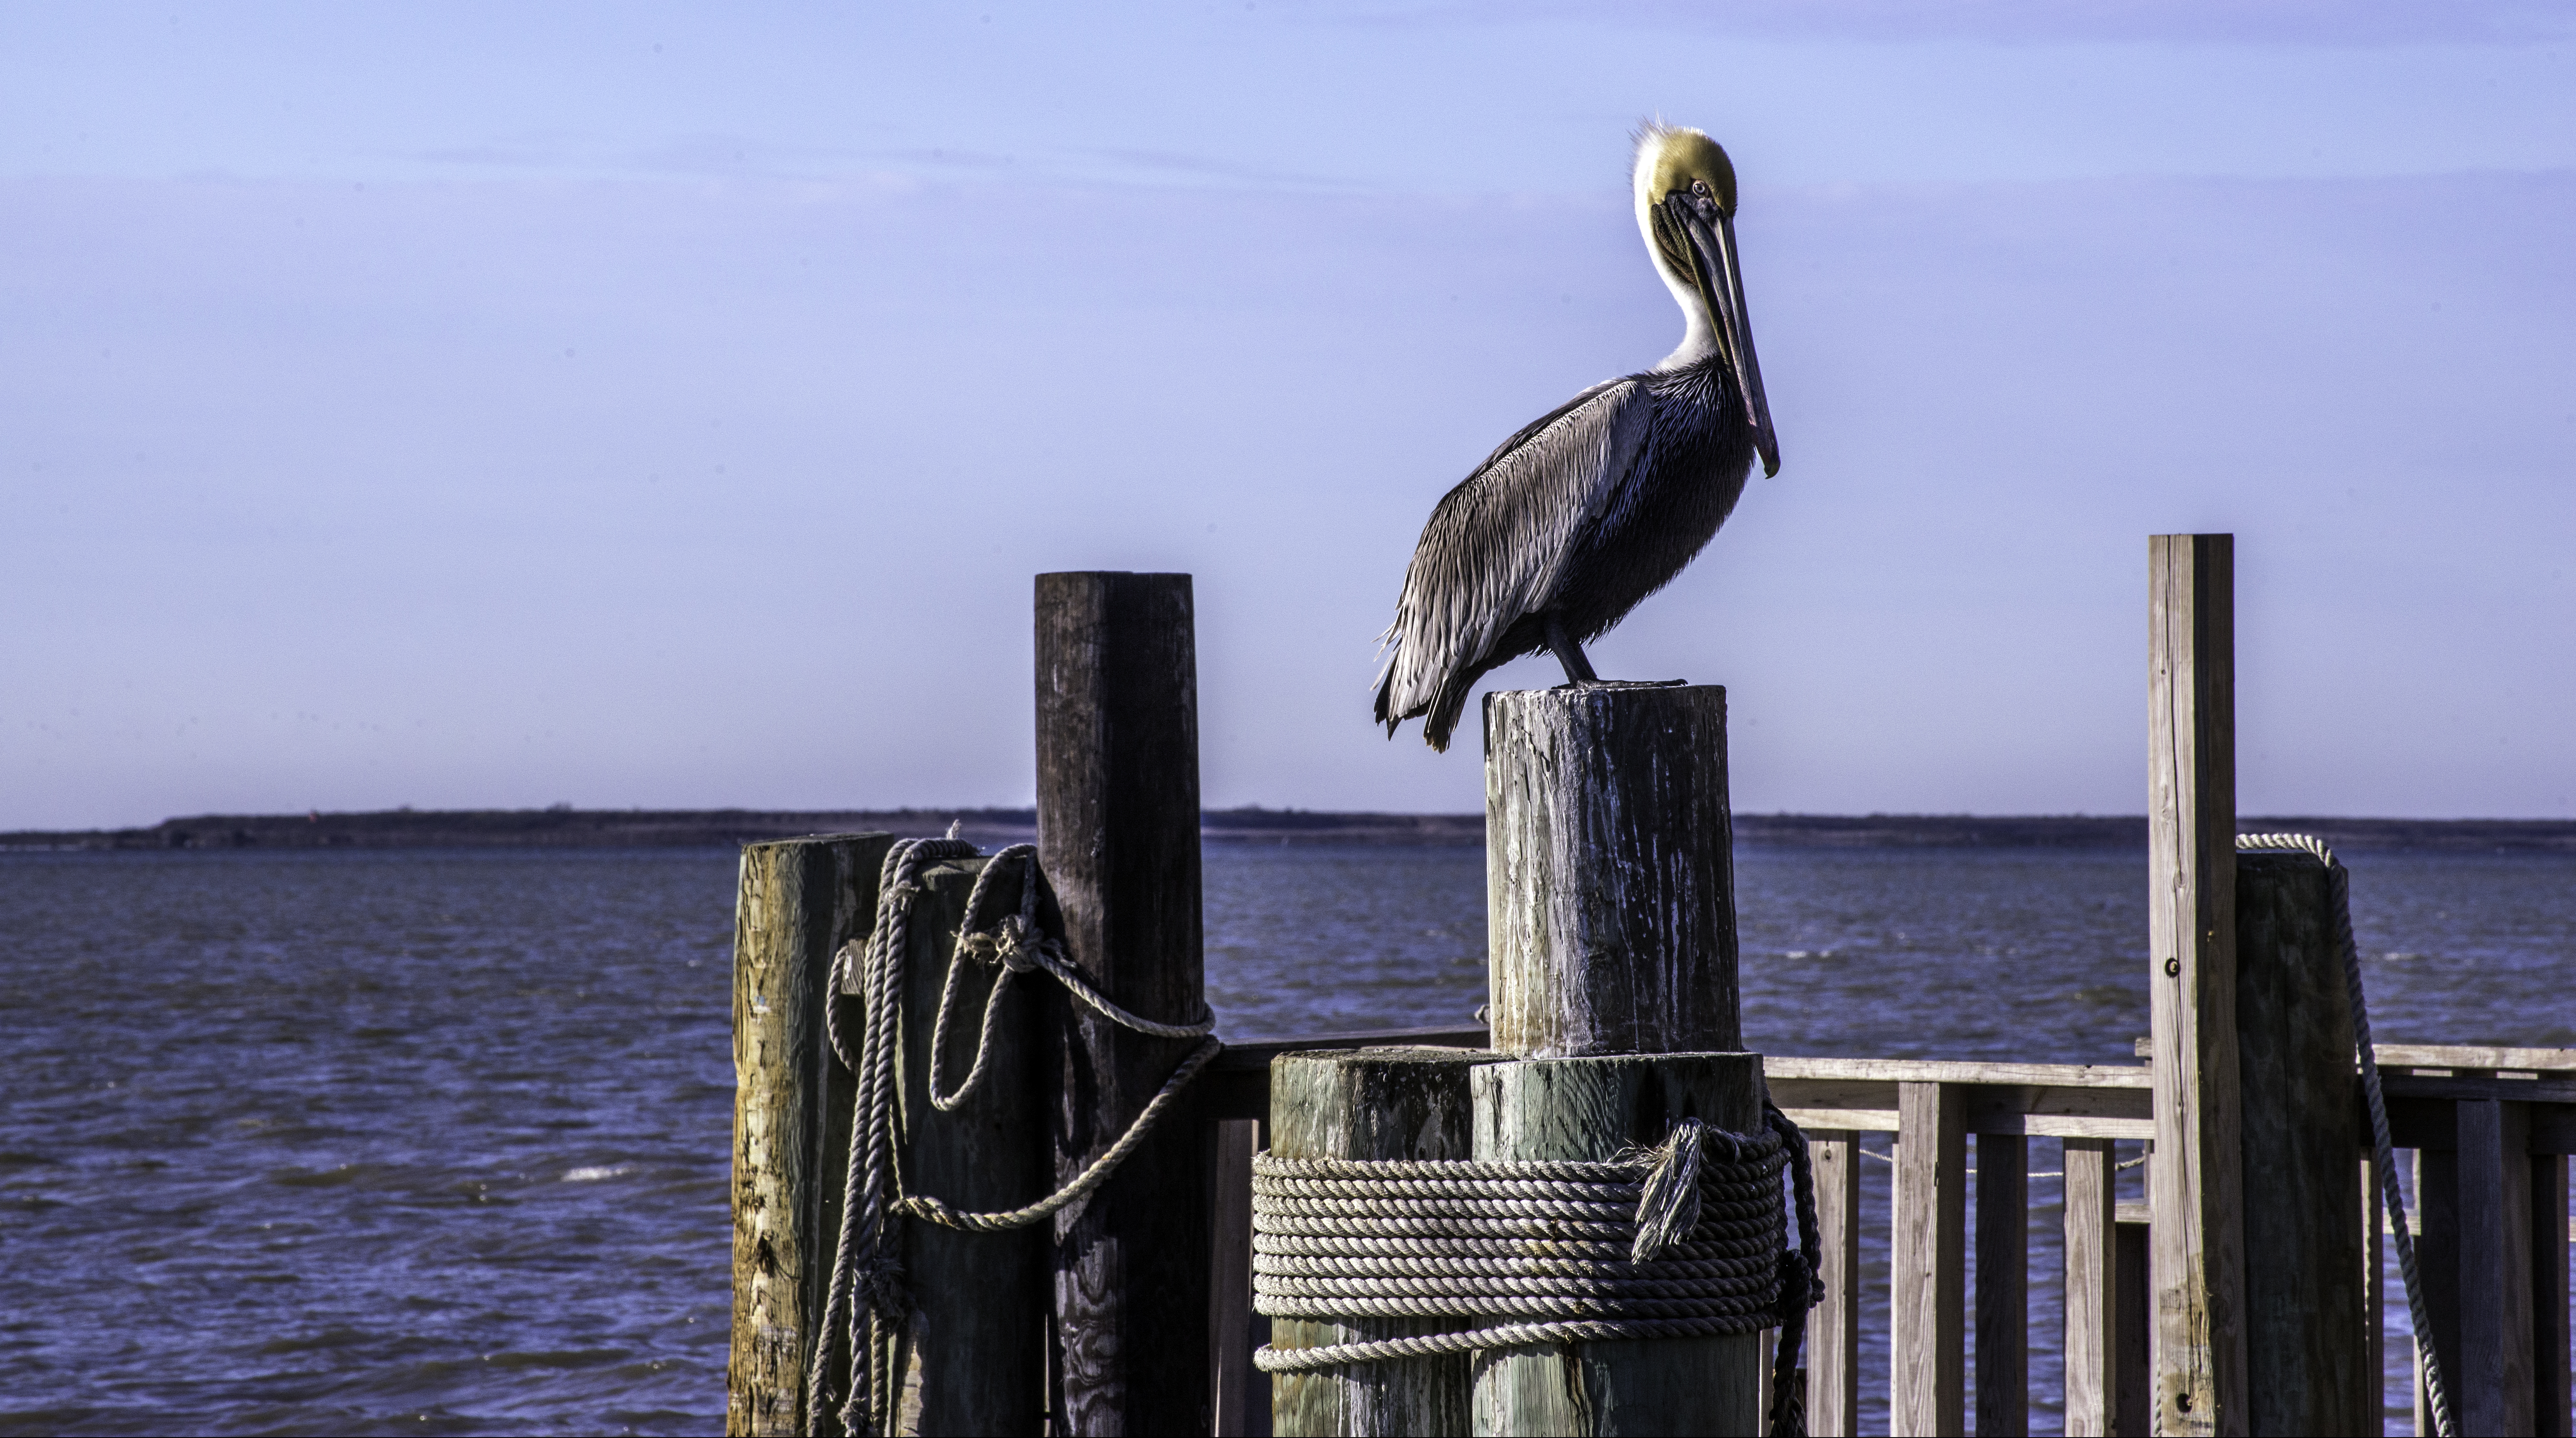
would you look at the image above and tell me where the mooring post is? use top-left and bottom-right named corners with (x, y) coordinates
top-left (1270, 1047), bottom-right (1504, 1435)
top-left (1035, 570), bottom-right (1213, 1435)
top-left (1475, 683), bottom-right (1760, 1436)
top-left (727, 833), bottom-right (894, 1438)
top-left (2147, 533), bottom-right (2246, 1436)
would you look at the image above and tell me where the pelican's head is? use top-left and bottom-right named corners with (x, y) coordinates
top-left (1633, 123), bottom-right (1778, 476)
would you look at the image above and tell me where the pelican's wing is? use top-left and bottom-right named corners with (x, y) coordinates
top-left (1376, 375), bottom-right (1654, 724)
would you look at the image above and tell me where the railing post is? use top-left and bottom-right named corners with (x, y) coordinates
top-left (2458, 1098), bottom-right (2535, 1435)
top-left (2415, 1146), bottom-right (2462, 1436)
top-left (1977, 1131), bottom-right (2029, 1436)
top-left (1813, 1130), bottom-right (1864, 1437)
top-left (1895, 1080), bottom-right (1966, 1436)
top-left (2147, 532), bottom-right (2247, 1435)
top-left (1036, 571), bottom-right (1213, 1435)
top-left (2364, 1153), bottom-right (2387, 1438)
top-left (2537, 1154), bottom-right (2572, 1438)
top-left (2064, 1138), bottom-right (2120, 1437)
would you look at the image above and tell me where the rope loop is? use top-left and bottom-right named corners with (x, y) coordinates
top-left (806, 837), bottom-right (1222, 1438)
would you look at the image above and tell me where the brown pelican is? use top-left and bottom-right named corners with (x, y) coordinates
top-left (1373, 124), bottom-right (1779, 750)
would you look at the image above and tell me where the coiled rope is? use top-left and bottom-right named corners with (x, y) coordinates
top-left (2236, 832), bottom-right (2451, 1438)
top-left (805, 837), bottom-right (1220, 1438)
top-left (1251, 1105), bottom-right (1823, 1438)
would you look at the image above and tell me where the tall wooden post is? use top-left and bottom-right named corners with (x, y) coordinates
top-left (1475, 684), bottom-right (1759, 1435)
top-left (1037, 571), bottom-right (1213, 1436)
top-left (2147, 533), bottom-right (2246, 1436)
top-left (1269, 1047), bottom-right (1503, 1435)
top-left (728, 833), bottom-right (894, 1438)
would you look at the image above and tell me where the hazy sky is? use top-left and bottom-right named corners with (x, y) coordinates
top-left (5, 2), bottom-right (2573, 829)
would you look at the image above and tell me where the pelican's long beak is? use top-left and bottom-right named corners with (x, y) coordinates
top-left (1675, 201), bottom-right (1779, 476)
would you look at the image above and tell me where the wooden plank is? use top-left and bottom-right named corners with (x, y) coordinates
top-left (728, 833), bottom-right (894, 1438)
top-left (1777, 1106), bottom-right (2152, 1141)
top-left (1895, 1080), bottom-right (1967, 1437)
top-left (2365, 1155), bottom-right (2386, 1438)
top-left (1766, 1056), bottom-right (2152, 1090)
top-left (1469, 1054), bottom-right (1764, 1436)
top-left (2234, 850), bottom-right (2373, 1435)
top-left (2536, 1155), bottom-right (2571, 1438)
top-left (1035, 570), bottom-right (1214, 1436)
top-left (2147, 531), bottom-right (2245, 1437)
top-left (1977, 1133), bottom-right (2029, 1436)
top-left (888, 860), bottom-right (1047, 1435)
top-left (2377, 1045), bottom-right (2576, 1075)
top-left (2116, 1215), bottom-right (2152, 1438)
top-left (2416, 1148), bottom-right (2462, 1438)
top-left (1212, 1119), bottom-right (1263, 1438)
top-left (2384, 1074), bottom-right (2576, 1105)
top-left (2063, 1138), bottom-right (2120, 1438)
top-left (1269, 1047), bottom-right (1501, 1436)
top-left (1483, 685), bottom-right (1739, 1057)
top-left (1813, 1131), bottom-right (1864, 1438)
top-left (2458, 1099), bottom-right (2536, 1435)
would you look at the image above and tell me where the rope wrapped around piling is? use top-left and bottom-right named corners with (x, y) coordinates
top-left (1253, 1105), bottom-right (1823, 1438)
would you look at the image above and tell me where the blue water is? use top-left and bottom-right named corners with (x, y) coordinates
top-left (1, 843), bottom-right (2567, 1434)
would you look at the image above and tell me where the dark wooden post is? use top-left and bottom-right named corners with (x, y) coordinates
top-left (1475, 684), bottom-right (1759, 1435)
top-left (1036, 571), bottom-right (1213, 1436)
top-left (2147, 533), bottom-right (2246, 1436)
top-left (2233, 851), bottom-right (2372, 1434)
top-left (728, 833), bottom-right (894, 1438)
top-left (1269, 1048), bottom-right (1503, 1435)
top-left (1976, 1132), bottom-right (2029, 1436)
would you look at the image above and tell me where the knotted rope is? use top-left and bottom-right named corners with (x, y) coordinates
top-left (2237, 833), bottom-right (2452, 1438)
top-left (805, 838), bottom-right (1219, 1438)
top-left (1252, 1105), bottom-right (1823, 1438)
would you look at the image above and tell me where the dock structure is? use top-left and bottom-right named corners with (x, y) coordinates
top-left (727, 540), bottom-right (2576, 1436)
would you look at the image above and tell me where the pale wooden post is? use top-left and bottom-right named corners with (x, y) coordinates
top-left (2147, 532), bottom-right (2246, 1436)
top-left (1469, 1054), bottom-right (1765, 1436)
top-left (1977, 1132), bottom-right (2029, 1436)
top-left (2458, 1099), bottom-right (2536, 1435)
top-left (1036, 571), bottom-right (1214, 1435)
top-left (1813, 1130), bottom-right (1864, 1437)
top-left (1270, 1047), bottom-right (1501, 1437)
top-left (2064, 1138), bottom-right (2121, 1437)
top-left (1894, 1081), bottom-right (1967, 1436)
top-left (728, 833), bottom-right (895, 1438)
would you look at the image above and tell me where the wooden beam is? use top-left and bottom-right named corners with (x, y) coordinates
top-left (2458, 1099), bottom-right (2537, 1435)
top-left (1813, 1131), bottom-right (1864, 1438)
top-left (2064, 1138), bottom-right (2120, 1438)
top-left (1977, 1133), bottom-right (2029, 1436)
top-left (1895, 1080), bottom-right (1967, 1436)
top-left (2415, 1148), bottom-right (2462, 1438)
top-left (1035, 571), bottom-right (1213, 1436)
top-left (2536, 1155), bottom-right (2572, 1438)
top-left (2147, 532), bottom-right (2245, 1436)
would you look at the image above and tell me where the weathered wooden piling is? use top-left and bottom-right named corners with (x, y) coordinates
top-left (1475, 684), bottom-right (1762, 1437)
top-left (729, 834), bottom-right (893, 1438)
top-left (1269, 1047), bottom-right (1503, 1435)
top-left (1035, 570), bottom-right (1214, 1435)
top-left (1469, 1054), bottom-right (1765, 1436)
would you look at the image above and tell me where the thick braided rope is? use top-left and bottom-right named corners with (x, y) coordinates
top-left (2237, 833), bottom-right (2453, 1438)
top-left (805, 839), bottom-right (1220, 1437)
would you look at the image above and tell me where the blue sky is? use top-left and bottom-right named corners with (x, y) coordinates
top-left (4, 2), bottom-right (2573, 828)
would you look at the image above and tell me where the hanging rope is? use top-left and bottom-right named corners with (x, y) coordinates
top-left (2236, 832), bottom-right (2453, 1438)
top-left (804, 838), bottom-right (1220, 1438)
top-left (1251, 1104), bottom-right (1823, 1438)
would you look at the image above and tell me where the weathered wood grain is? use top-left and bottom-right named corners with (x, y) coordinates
top-left (1468, 1054), bottom-right (1763, 1436)
top-left (1036, 570), bottom-right (1214, 1437)
top-left (2459, 1099), bottom-right (2536, 1435)
top-left (2146, 533), bottom-right (2245, 1437)
top-left (1270, 1047), bottom-right (1504, 1436)
top-left (1812, 1130), bottom-right (1863, 1438)
top-left (2063, 1139), bottom-right (2120, 1437)
top-left (2232, 851), bottom-right (2372, 1436)
top-left (1976, 1133), bottom-right (2028, 1436)
top-left (1483, 685), bottom-right (1739, 1058)
top-left (1893, 1081), bottom-right (1966, 1437)
top-left (728, 833), bottom-right (894, 1438)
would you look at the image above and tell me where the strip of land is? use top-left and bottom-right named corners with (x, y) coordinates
top-left (3, 807), bottom-right (2571, 853)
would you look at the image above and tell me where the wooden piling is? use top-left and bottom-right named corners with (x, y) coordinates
top-left (1482, 685), bottom-right (1739, 1057)
top-left (1269, 1047), bottom-right (1503, 1436)
top-left (2146, 532), bottom-right (2246, 1436)
top-left (1468, 1054), bottom-right (1765, 1437)
top-left (2233, 851), bottom-right (2371, 1434)
top-left (728, 833), bottom-right (894, 1438)
top-left (1035, 570), bottom-right (1214, 1435)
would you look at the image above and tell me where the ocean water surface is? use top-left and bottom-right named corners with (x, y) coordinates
top-left (2, 842), bottom-right (2567, 1434)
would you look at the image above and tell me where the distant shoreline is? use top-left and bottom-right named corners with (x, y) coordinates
top-left (5, 807), bottom-right (2572, 854)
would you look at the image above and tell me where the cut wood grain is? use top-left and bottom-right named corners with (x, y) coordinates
top-left (1894, 1081), bottom-right (1966, 1437)
top-left (2147, 533), bottom-right (2245, 1437)
top-left (2063, 1139), bottom-right (2120, 1438)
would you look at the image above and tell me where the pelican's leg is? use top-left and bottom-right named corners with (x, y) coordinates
top-left (1543, 612), bottom-right (1600, 685)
